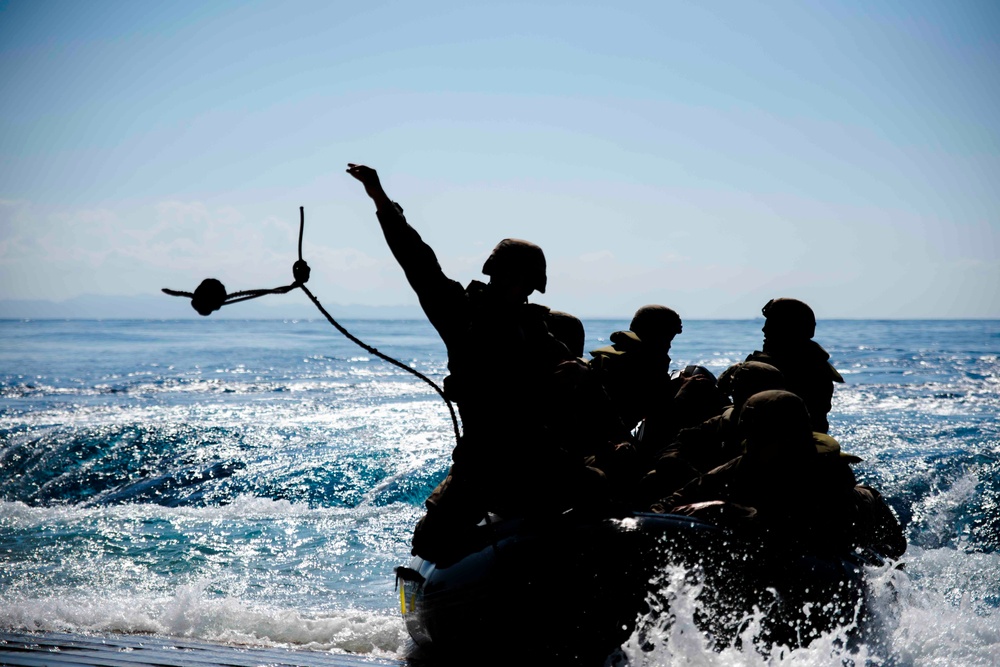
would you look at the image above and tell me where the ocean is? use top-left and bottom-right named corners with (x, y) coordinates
top-left (1, 318), bottom-right (998, 666)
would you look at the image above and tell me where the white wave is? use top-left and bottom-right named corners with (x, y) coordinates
top-left (907, 471), bottom-right (982, 544)
top-left (615, 565), bottom-right (876, 667)
top-left (0, 495), bottom-right (352, 528)
top-left (0, 389), bottom-right (450, 436)
top-left (874, 548), bottom-right (1000, 667)
top-left (614, 553), bottom-right (1000, 667)
top-left (0, 579), bottom-right (407, 657)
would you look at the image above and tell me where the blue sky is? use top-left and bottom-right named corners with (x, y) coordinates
top-left (1, 0), bottom-right (997, 318)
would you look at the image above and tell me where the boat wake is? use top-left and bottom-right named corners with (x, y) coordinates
top-left (615, 553), bottom-right (1000, 667)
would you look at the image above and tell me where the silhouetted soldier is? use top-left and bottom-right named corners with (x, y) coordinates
top-left (647, 364), bottom-right (725, 447)
top-left (652, 389), bottom-right (904, 650)
top-left (580, 305), bottom-right (683, 501)
top-left (653, 390), bottom-right (904, 560)
top-left (638, 360), bottom-right (785, 504)
top-left (547, 310), bottom-right (586, 359)
top-left (590, 305), bottom-right (682, 434)
top-left (745, 298), bottom-right (844, 433)
top-left (347, 164), bottom-right (599, 563)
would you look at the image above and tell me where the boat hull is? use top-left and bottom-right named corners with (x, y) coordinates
top-left (397, 512), bottom-right (868, 662)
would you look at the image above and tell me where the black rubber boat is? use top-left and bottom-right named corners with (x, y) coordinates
top-left (396, 510), bottom-right (875, 663)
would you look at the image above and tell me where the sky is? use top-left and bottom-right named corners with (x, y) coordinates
top-left (1, 0), bottom-right (997, 319)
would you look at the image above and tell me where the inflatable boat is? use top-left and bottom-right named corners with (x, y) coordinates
top-left (395, 510), bottom-right (875, 663)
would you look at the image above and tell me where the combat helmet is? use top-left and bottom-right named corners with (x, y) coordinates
top-left (718, 361), bottom-right (785, 410)
top-left (629, 305), bottom-right (682, 346)
top-left (761, 298), bottom-right (816, 340)
top-left (737, 389), bottom-right (815, 460)
top-left (482, 239), bottom-right (547, 294)
top-left (547, 310), bottom-right (585, 358)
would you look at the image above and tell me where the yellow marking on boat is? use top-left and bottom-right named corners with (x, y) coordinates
top-left (399, 586), bottom-right (407, 615)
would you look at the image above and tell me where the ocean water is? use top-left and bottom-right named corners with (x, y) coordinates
top-left (1, 318), bottom-right (998, 666)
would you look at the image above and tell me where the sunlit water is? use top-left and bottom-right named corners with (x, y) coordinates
top-left (1, 319), bottom-right (998, 665)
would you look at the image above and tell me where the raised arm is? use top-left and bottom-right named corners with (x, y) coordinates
top-left (346, 164), bottom-right (467, 343)
top-left (346, 163), bottom-right (395, 214)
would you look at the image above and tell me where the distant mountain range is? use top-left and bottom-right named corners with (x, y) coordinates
top-left (0, 294), bottom-right (426, 320)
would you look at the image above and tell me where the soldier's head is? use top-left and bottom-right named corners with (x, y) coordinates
top-left (547, 310), bottom-right (586, 358)
top-left (482, 238), bottom-right (547, 301)
top-left (673, 365), bottom-right (725, 429)
top-left (761, 298), bottom-right (816, 343)
top-left (718, 361), bottom-right (786, 414)
top-left (629, 305), bottom-right (682, 355)
top-left (738, 389), bottom-right (815, 463)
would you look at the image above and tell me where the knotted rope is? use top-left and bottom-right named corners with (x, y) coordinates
top-left (163, 207), bottom-right (461, 446)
